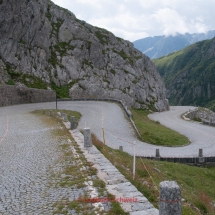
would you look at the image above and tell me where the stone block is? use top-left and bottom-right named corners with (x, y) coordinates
top-left (70, 116), bottom-right (76, 129)
top-left (159, 181), bottom-right (181, 215)
top-left (84, 128), bottom-right (92, 147)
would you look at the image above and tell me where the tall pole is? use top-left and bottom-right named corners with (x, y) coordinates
top-left (102, 110), bottom-right (106, 151)
top-left (133, 141), bottom-right (136, 180)
top-left (56, 93), bottom-right (57, 110)
top-left (102, 127), bottom-right (106, 151)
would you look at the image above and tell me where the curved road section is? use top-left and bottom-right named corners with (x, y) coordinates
top-left (70, 102), bottom-right (215, 157)
top-left (1, 102), bottom-right (215, 158)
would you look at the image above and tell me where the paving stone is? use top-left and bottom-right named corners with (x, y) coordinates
top-left (70, 129), bottom-right (159, 214)
top-left (0, 107), bottom-right (94, 214)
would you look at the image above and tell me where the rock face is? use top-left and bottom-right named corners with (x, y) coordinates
top-left (0, 0), bottom-right (167, 111)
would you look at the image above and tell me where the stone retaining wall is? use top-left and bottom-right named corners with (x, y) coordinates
top-left (0, 85), bottom-right (56, 106)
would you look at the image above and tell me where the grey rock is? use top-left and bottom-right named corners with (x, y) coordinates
top-left (0, 0), bottom-right (167, 111)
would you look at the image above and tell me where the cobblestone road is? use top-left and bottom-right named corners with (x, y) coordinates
top-left (1, 101), bottom-right (215, 214)
top-left (0, 104), bottom-right (96, 214)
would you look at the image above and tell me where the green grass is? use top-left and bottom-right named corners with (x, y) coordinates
top-left (110, 69), bottom-right (116, 75)
top-left (131, 108), bottom-right (190, 146)
top-left (92, 134), bottom-right (215, 215)
top-left (95, 30), bottom-right (108, 45)
top-left (32, 109), bottom-right (81, 129)
top-left (51, 81), bottom-right (79, 98)
top-left (6, 79), bottom-right (15, 85)
top-left (21, 74), bottom-right (47, 89)
top-left (6, 70), bottom-right (48, 89)
top-left (153, 38), bottom-right (215, 109)
top-left (33, 109), bottom-right (128, 215)
top-left (113, 49), bottom-right (134, 65)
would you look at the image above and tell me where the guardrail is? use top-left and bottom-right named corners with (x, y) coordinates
top-left (202, 120), bottom-right (215, 127)
top-left (137, 154), bottom-right (215, 166)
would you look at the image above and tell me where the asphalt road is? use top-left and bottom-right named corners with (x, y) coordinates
top-left (1, 101), bottom-right (215, 159)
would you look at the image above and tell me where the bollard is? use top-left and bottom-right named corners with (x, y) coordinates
top-left (43, 110), bottom-right (45, 114)
top-left (199, 148), bottom-right (203, 157)
top-left (84, 128), bottom-right (92, 147)
top-left (119, 146), bottom-right (123, 151)
top-left (199, 148), bottom-right (205, 163)
top-left (50, 110), bottom-right (52, 116)
top-left (165, 99), bottom-right (170, 111)
top-left (70, 116), bottom-right (76, 130)
top-left (64, 113), bottom-right (68, 122)
top-left (60, 112), bottom-right (63, 118)
top-left (159, 181), bottom-right (182, 215)
top-left (155, 149), bottom-right (160, 160)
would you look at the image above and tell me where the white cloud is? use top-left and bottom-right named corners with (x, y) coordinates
top-left (52, 0), bottom-right (215, 41)
top-left (108, 28), bottom-right (149, 41)
top-left (152, 8), bottom-right (188, 35)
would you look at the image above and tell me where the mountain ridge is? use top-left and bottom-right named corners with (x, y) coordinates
top-left (133, 31), bottom-right (215, 59)
top-left (153, 37), bottom-right (215, 111)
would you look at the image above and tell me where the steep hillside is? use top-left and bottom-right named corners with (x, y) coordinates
top-left (153, 37), bottom-right (215, 111)
top-left (133, 31), bottom-right (215, 59)
top-left (0, 0), bottom-right (167, 111)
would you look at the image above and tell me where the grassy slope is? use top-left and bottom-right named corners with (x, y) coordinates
top-left (93, 135), bottom-right (215, 215)
top-left (153, 37), bottom-right (215, 111)
top-left (33, 108), bottom-right (215, 214)
top-left (131, 109), bottom-right (189, 146)
top-left (33, 109), bottom-right (128, 215)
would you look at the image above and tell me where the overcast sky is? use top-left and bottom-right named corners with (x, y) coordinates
top-left (52, 0), bottom-right (215, 42)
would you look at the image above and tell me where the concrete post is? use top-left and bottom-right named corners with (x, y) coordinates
top-left (159, 181), bottom-right (182, 215)
top-left (155, 149), bottom-right (160, 160)
top-left (50, 110), bottom-right (52, 116)
top-left (210, 118), bottom-right (212, 125)
top-left (64, 113), bottom-right (68, 122)
top-left (84, 128), bottom-right (92, 147)
top-left (199, 148), bottom-right (205, 163)
top-left (190, 111), bottom-right (193, 120)
top-left (165, 99), bottom-right (170, 111)
top-left (199, 148), bottom-right (203, 157)
top-left (119, 146), bottom-right (123, 151)
top-left (70, 116), bottom-right (76, 130)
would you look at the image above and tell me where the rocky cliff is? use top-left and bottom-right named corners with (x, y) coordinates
top-left (0, 0), bottom-right (167, 111)
top-left (153, 37), bottom-right (215, 111)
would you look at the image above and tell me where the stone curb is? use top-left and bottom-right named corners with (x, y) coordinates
top-left (63, 119), bottom-right (158, 214)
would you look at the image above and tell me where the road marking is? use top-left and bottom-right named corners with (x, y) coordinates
top-left (0, 114), bottom-right (9, 144)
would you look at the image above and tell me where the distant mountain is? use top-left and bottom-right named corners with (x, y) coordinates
top-left (153, 37), bottom-right (215, 111)
top-left (133, 31), bottom-right (215, 59)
